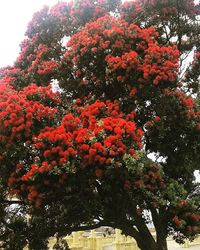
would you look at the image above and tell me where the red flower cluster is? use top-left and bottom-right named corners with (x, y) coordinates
top-left (121, 0), bottom-right (197, 20)
top-left (33, 100), bottom-right (143, 170)
top-left (50, 0), bottom-right (120, 32)
top-left (37, 60), bottom-right (59, 75)
top-left (142, 0), bottom-right (196, 15)
top-left (172, 215), bottom-right (183, 227)
top-left (65, 15), bottom-right (179, 95)
top-left (0, 83), bottom-right (57, 146)
top-left (26, 44), bottom-right (59, 75)
top-left (7, 100), bottom-right (143, 206)
top-left (120, 0), bottom-right (143, 22)
top-left (132, 163), bottom-right (165, 191)
top-left (139, 45), bottom-right (179, 85)
top-left (50, 2), bottom-right (72, 21)
top-left (171, 204), bottom-right (200, 234)
top-left (162, 89), bottom-right (196, 110)
top-left (19, 84), bottom-right (61, 105)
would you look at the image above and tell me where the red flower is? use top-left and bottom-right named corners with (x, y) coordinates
top-left (68, 147), bottom-right (77, 156)
top-left (124, 180), bottom-right (131, 190)
top-left (154, 116), bottom-right (161, 122)
top-left (178, 199), bottom-right (186, 208)
top-left (75, 98), bottom-right (82, 105)
top-left (95, 168), bottom-right (103, 178)
top-left (134, 179), bottom-right (144, 187)
top-left (129, 87), bottom-right (137, 97)
top-left (172, 216), bottom-right (182, 226)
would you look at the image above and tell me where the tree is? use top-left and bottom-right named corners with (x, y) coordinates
top-left (0, 1), bottom-right (200, 250)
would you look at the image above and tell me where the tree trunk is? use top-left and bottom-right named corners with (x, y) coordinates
top-left (137, 233), bottom-right (168, 250)
top-left (149, 207), bottom-right (168, 250)
top-left (156, 233), bottom-right (168, 250)
top-left (127, 228), bottom-right (168, 250)
top-left (136, 236), bottom-right (168, 250)
top-left (28, 238), bottom-right (48, 250)
top-left (124, 227), bottom-right (157, 250)
top-left (136, 238), bottom-right (156, 250)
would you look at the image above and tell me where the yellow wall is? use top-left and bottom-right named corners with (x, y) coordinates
top-left (48, 229), bottom-right (140, 250)
top-left (24, 229), bottom-right (200, 249)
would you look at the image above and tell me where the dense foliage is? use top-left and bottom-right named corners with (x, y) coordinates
top-left (0, 1), bottom-right (200, 250)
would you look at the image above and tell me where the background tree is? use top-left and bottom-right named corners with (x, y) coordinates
top-left (0, 1), bottom-right (199, 250)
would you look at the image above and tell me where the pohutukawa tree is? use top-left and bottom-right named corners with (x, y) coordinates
top-left (0, 1), bottom-right (200, 250)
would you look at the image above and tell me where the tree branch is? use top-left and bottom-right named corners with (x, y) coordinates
top-left (0, 199), bottom-right (25, 205)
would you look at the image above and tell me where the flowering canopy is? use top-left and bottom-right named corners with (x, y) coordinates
top-left (5, 96), bottom-right (143, 207)
top-left (0, 1), bottom-right (199, 250)
top-left (64, 15), bottom-right (179, 99)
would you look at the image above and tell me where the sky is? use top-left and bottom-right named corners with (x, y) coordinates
top-left (0, 0), bottom-right (60, 68)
